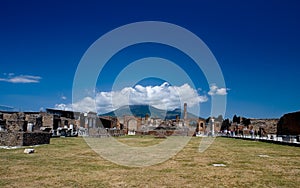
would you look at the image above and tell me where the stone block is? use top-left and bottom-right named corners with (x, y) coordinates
top-left (24, 148), bottom-right (35, 154)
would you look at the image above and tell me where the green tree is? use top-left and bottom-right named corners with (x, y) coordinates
top-left (242, 117), bottom-right (251, 127)
top-left (233, 115), bottom-right (240, 124)
top-left (221, 118), bottom-right (231, 131)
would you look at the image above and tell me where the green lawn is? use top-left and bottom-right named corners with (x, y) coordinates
top-left (0, 136), bottom-right (299, 187)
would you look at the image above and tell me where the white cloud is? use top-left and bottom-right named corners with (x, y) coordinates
top-left (0, 74), bottom-right (41, 83)
top-left (55, 104), bottom-right (71, 111)
top-left (208, 83), bottom-right (228, 96)
top-left (55, 82), bottom-right (208, 114)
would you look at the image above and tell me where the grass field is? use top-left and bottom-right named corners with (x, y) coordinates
top-left (0, 136), bottom-right (299, 187)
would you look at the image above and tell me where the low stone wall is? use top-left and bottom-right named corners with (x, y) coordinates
top-left (0, 132), bottom-right (51, 146)
top-left (22, 132), bottom-right (51, 146)
top-left (222, 136), bottom-right (300, 147)
top-left (87, 128), bottom-right (125, 137)
top-left (0, 132), bottom-right (23, 146)
top-left (147, 130), bottom-right (193, 136)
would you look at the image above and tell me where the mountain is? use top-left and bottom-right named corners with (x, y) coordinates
top-left (99, 105), bottom-right (200, 120)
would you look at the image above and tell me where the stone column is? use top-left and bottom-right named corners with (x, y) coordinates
top-left (211, 118), bottom-right (215, 137)
top-left (183, 103), bottom-right (187, 126)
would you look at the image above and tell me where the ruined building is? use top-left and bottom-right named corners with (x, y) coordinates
top-left (0, 111), bottom-right (50, 146)
top-left (277, 111), bottom-right (300, 135)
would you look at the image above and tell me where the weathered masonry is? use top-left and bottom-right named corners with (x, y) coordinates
top-left (0, 111), bottom-right (51, 146)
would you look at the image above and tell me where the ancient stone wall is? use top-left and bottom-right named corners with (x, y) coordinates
top-left (214, 121), bottom-right (222, 132)
top-left (60, 117), bottom-right (77, 128)
top-left (1, 112), bottom-right (47, 132)
top-left (277, 111), bottom-right (300, 135)
top-left (87, 128), bottom-right (124, 137)
top-left (250, 119), bottom-right (278, 134)
top-left (26, 113), bottom-right (43, 131)
top-left (4, 113), bottom-right (27, 132)
top-left (41, 113), bottom-right (53, 127)
top-left (147, 130), bottom-right (192, 136)
top-left (22, 132), bottom-right (51, 146)
top-left (124, 116), bottom-right (142, 132)
top-left (0, 132), bottom-right (51, 146)
top-left (0, 132), bottom-right (23, 146)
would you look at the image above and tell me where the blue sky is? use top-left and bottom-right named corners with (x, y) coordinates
top-left (0, 0), bottom-right (299, 118)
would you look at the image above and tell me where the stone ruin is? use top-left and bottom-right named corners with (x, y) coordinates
top-left (223, 117), bottom-right (279, 138)
top-left (277, 111), bottom-right (300, 136)
top-left (0, 112), bottom-right (50, 146)
top-left (249, 119), bottom-right (278, 135)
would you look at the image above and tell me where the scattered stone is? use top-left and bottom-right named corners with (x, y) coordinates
top-left (258, 154), bottom-right (269, 158)
top-left (24, 148), bottom-right (35, 154)
top-left (212, 163), bottom-right (226, 167)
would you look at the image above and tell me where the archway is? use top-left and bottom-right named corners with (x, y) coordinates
top-left (128, 119), bottom-right (137, 131)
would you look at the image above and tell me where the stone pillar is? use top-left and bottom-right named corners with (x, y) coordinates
top-left (184, 103), bottom-right (187, 120)
top-left (93, 118), bottom-right (96, 128)
top-left (211, 118), bottom-right (215, 137)
top-left (84, 114), bottom-right (88, 129)
top-left (196, 121), bottom-right (200, 134)
top-left (27, 122), bottom-right (34, 132)
top-left (183, 103), bottom-right (187, 126)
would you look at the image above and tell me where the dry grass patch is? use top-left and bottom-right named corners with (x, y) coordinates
top-left (117, 135), bottom-right (164, 147)
top-left (0, 136), bottom-right (299, 187)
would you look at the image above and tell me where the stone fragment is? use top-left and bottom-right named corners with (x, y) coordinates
top-left (212, 163), bottom-right (226, 167)
top-left (24, 148), bottom-right (35, 154)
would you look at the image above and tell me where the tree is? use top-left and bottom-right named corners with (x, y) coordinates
top-left (232, 115), bottom-right (240, 124)
top-left (206, 117), bottom-right (210, 123)
top-left (242, 117), bottom-right (251, 127)
top-left (221, 118), bottom-right (231, 131)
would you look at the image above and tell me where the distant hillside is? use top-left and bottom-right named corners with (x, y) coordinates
top-left (99, 105), bottom-right (200, 120)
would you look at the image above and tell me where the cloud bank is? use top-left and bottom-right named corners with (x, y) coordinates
top-left (0, 73), bottom-right (41, 83)
top-left (55, 83), bottom-right (208, 114)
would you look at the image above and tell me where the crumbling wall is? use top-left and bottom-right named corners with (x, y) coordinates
top-left (147, 130), bottom-right (192, 136)
top-left (277, 111), bottom-right (300, 135)
top-left (60, 117), bottom-right (76, 128)
top-left (41, 113), bottom-right (53, 127)
top-left (250, 119), bottom-right (278, 134)
top-left (0, 132), bottom-right (23, 146)
top-left (22, 132), bottom-right (51, 146)
top-left (4, 113), bottom-right (27, 132)
top-left (0, 132), bottom-right (51, 146)
top-left (24, 113), bottom-right (43, 131)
